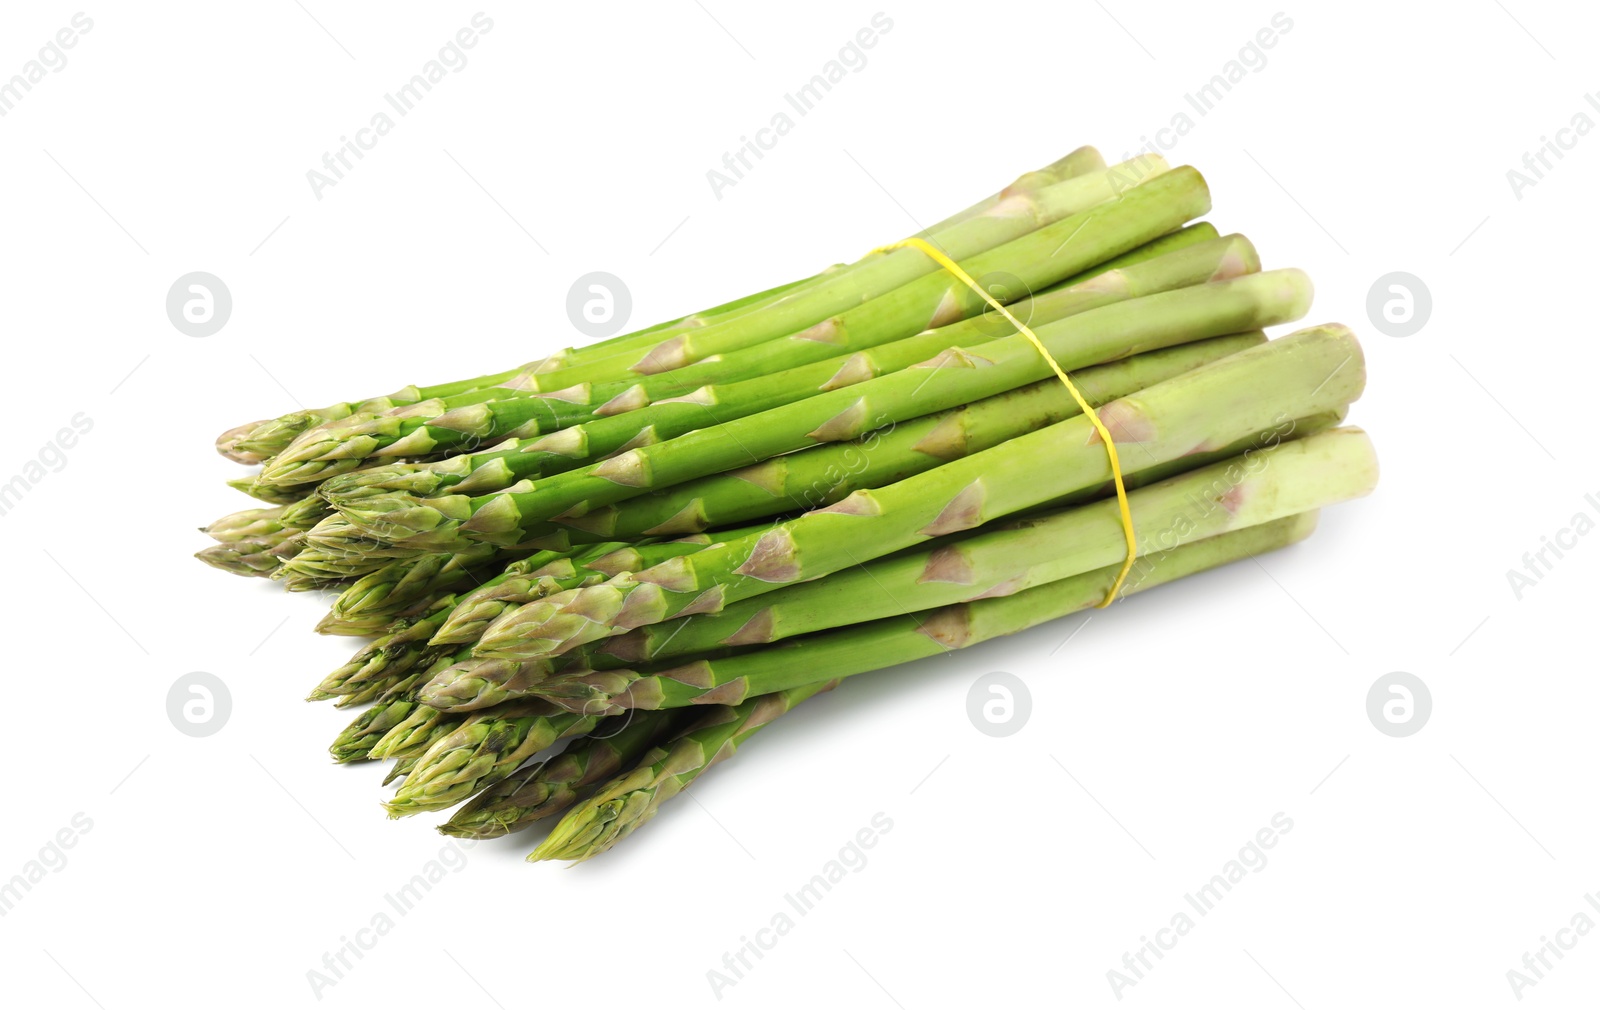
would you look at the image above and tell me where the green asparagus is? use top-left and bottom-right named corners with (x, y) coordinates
top-left (195, 145), bottom-right (1382, 867)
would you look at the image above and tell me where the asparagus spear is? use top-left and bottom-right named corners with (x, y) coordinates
top-left (423, 541), bottom-right (645, 646)
top-left (199, 505), bottom-right (290, 542)
top-left (362, 652), bottom-right (558, 765)
top-left (220, 382), bottom-right (516, 467)
top-left (364, 662), bottom-right (562, 771)
top-left (225, 474), bottom-right (312, 505)
top-left (473, 322), bottom-right (1358, 661)
top-left (535, 508), bottom-right (1325, 719)
top-left (439, 711), bottom-right (685, 838)
top-left (323, 229), bottom-right (1248, 543)
top-left (408, 267), bottom-right (1313, 553)
top-left (199, 492), bottom-right (331, 540)
top-left (204, 505), bottom-right (368, 579)
top-left (274, 516), bottom-right (443, 587)
top-left (367, 681), bottom-right (460, 759)
top-left (256, 160), bottom-right (1192, 492)
top-left (385, 703), bottom-right (600, 816)
top-left (334, 668), bottom-right (427, 709)
top-left (329, 675), bottom-right (426, 762)
top-left (308, 590), bottom-right (478, 701)
top-left (226, 462), bottom-right (406, 506)
top-left (316, 544), bottom-right (508, 636)
top-left (359, 668), bottom-right (514, 772)
top-left (528, 681), bottom-right (838, 862)
top-left (215, 420), bottom-right (275, 465)
top-left (412, 655), bottom-right (565, 712)
top-left (284, 503), bottom-right (602, 587)
top-left (194, 534), bottom-right (291, 577)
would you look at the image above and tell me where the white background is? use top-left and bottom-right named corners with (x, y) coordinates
top-left (0, 2), bottom-right (1596, 1007)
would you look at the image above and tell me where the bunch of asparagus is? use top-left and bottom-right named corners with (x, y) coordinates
top-left (199, 147), bottom-right (1379, 862)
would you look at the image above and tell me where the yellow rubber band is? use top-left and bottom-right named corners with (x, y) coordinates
top-left (872, 237), bottom-right (1136, 607)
